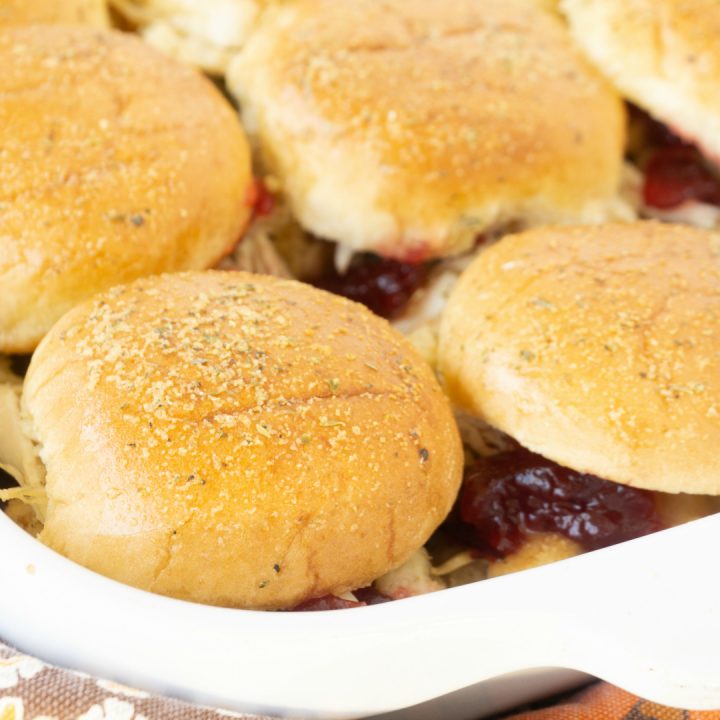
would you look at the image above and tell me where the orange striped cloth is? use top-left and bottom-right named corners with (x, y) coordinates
top-left (506, 682), bottom-right (720, 720)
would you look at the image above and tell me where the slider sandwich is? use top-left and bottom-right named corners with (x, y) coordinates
top-left (0, 272), bottom-right (462, 609)
top-left (435, 222), bottom-right (720, 581)
top-left (0, 26), bottom-right (253, 354)
top-left (226, 0), bottom-right (629, 334)
top-left (562, 0), bottom-right (720, 229)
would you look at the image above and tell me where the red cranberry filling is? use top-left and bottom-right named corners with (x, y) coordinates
top-left (458, 447), bottom-right (662, 558)
top-left (643, 146), bottom-right (720, 209)
top-left (630, 105), bottom-right (720, 209)
top-left (314, 255), bottom-right (429, 319)
top-left (247, 178), bottom-right (276, 217)
top-left (293, 595), bottom-right (365, 611)
top-left (292, 587), bottom-right (391, 611)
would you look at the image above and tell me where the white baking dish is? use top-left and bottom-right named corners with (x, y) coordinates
top-left (1, 509), bottom-right (719, 719)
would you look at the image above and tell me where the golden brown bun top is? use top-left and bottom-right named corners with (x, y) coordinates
top-left (439, 222), bottom-right (720, 495)
top-left (24, 272), bottom-right (463, 609)
top-left (229, 0), bottom-right (626, 261)
top-left (562, 0), bottom-right (720, 160)
top-left (0, 0), bottom-right (108, 27)
top-left (0, 26), bottom-right (252, 353)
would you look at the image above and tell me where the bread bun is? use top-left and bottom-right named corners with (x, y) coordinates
top-left (23, 271), bottom-right (463, 609)
top-left (562, 0), bottom-right (720, 161)
top-left (109, 0), bottom-right (260, 73)
top-left (227, 0), bottom-right (626, 262)
top-left (439, 221), bottom-right (720, 495)
top-left (0, 27), bottom-right (253, 353)
top-left (0, 0), bottom-right (108, 27)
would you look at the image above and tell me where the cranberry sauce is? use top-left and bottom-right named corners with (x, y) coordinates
top-left (630, 106), bottom-right (720, 209)
top-left (313, 254), bottom-right (429, 319)
top-left (456, 447), bottom-right (663, 558)
top-left (247, 178), bottom-right (276, 218)
top-left (293, 595), bottom-right (365, 611)
top-left (293, 587), bottom-right (391, 611)
top-left (644, 146), bottom-right (720, 209)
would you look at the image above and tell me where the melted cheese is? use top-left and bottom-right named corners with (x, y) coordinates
top-left (0, 365), bottom-right (47, 522)
top-left (375, 548), bottom-right (445, 599)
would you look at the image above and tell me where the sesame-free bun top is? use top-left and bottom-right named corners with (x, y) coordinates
top-left (0, 27), bottom-right (253, 354)
top-left (23, 271), bottom-right (463, 609)
top-left (109, 0), bottom-right (261, 74)
top-left (227, 0), bottom-right (626, 262)
top-left (439, 221), bottom-right (720, 495)
top-left (562, 0), bottom-right (720, 161)
top-left (0, 0), bottom-right (108, 27)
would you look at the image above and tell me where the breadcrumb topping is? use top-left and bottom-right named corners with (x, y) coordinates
top-left (23, 271), bottom-right (462, 607)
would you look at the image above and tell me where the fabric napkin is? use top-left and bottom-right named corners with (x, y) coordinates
top-left (0, 640), bottom-right (272, 720)
top-left (505, 681), bottom-right (720, 720)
